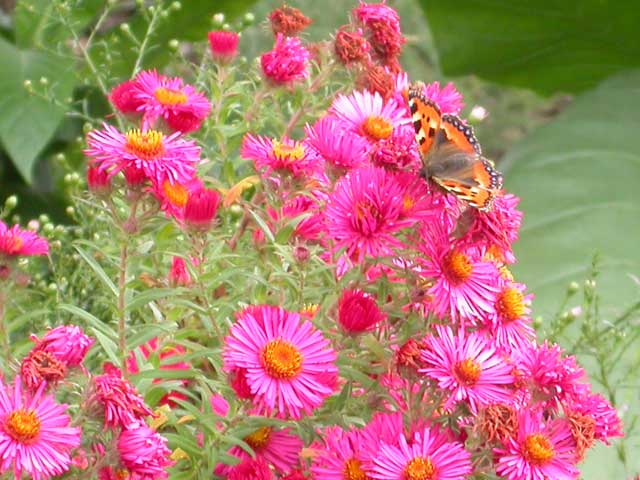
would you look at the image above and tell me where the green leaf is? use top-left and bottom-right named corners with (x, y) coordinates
top-left (505, 70), bottom-right (640, 318)
top-left (73, 244), bottom-right (118, 297)
top-left (0, 37), bottom-right (75, 183)
top-left (419, 0), bottom-right (640, 94)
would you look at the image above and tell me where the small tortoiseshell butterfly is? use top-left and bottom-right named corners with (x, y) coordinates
top-left (406, 82), bottom-right (503, 212)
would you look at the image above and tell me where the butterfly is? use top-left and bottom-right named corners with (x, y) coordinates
top-left (406, 82), bottom-right (503, 212)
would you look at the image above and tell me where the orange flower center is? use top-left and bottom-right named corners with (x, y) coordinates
top-left (244, 426), bottom-right (272, 451)
top-left (453, 358), bottom-right (482, 386)
top-left (403, 457), bottom-right (436, 480)
top-left (344, 458), bottom-right (369, 480)
top-left (495, 287), bottom-right (525, 322)
top-left (125, 129), bottom-right (165, 160)
top-left (272, 140), bottom-right (305, 163)
top-left (523, 433), bottom-right (554, 465)
top-left (4, 409), bottom-right (41, 444)
top-left (301, 303), bottom-right (319, 318)
top-left (402, 195), bottom-right (415, 212)
top-left (115, 469), bottom-right (130, 480)
top-left (362, 116), bottom-right (393, 141)
top-left (442, 250), bottom-right (473, 284)
top-left (154, 87), bottom-right (188, 106)
top-left (162, 180), bottom-right (189, 208)
top-left (261, 339), bottom-right (303, 379)
top-left (4, 235), bottom-right (24, 255)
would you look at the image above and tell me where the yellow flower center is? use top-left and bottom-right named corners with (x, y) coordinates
top-left (495, 287), bottom-right (525, 322)
top-left (154, 87), bottom-right (188, 106)
top-left (344, 458), bottom-right (369, 480)
top-left (162, 180), bottom-right (189, 208)
top-left (261, 339), bottom-right (303, 379)
top-left (403, 457), bottom-right (436, 480)
top-left (244, 426), bottom-right (272, 451)
top-left (4, 409), bottom-right (41, 444)
top-left (362, 116), bottom-right (393, 141)
top-left (523, 433), bottom-right (554, 465)
top-left (402, 195), bottom-right (415, 213)
top-left (442, 250), bottom-right (473, 285)
top-left (272, 140), bottom-right (305, 163)
top-left (453, 358), bottom-right (482, 386)
top-left (125, 129), bottom-right (165, 160)
top-left (301, 303), bottom-right (319, 318)
top-left (5, 235), bottom-right (24, 255)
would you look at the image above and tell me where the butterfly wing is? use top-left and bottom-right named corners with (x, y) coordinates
top-left (407, 83), bottom-right (442, 156)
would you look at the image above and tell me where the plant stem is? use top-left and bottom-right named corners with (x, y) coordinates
top-left (131, 4), bottom-right (162, 77)
top-left (117, 242), bottom-right (129, 375)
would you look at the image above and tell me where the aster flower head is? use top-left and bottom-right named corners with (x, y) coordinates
top-left (228, 457), bottom-right (274, 480)
top-left (132, 70), bottom-right (211, 133)
top-left (305, 115), bottom-right (370, 173)
top-left (223, 305), bottom-right (338, 419)
top-left (358, 63), bottom-right (397, 100)
top-left (269, 4), bottom-right (312, 36)
top-left (89, 362), bottom-right (153, 429)
top-left (330, 89), bottom-right (409, 145)
top-left (484, 280), bottom-right (535, 351)
top-left (369, 425), bottom-right (472, 480)
top-left (208, 30), bottom-right (239, 64)
top-left (494, 410), bottom-right (579, 480)
top-left (184, 188), bottom-right (222, 231)
top-left (325, 166), bottom-right (411, 262)
top-left (117, 423), bottom-right (173, 479)
top-left (416, 222), bottom-right (501, 323)
top-left (150, 175), bottom-right (203, 222)
top-left (241, 133), bottom-right (320, 179)
top-left (311, 426), bottom-right (371, 480)
top-left (421, 81), bottom-right (464, 116)
top-left (109, 79), bottom-right (144, 114)
top-left (337, 288), bottom-right (387, 334)
top-left (87, 165), bottom-right (112, 195)
top-left (30, 324), bottom-right (95, 367)
top-left (353, 1), bottom-right (405, 67)
top-left (0, 380), bottom-right (81, 480)
top-left (261, 33), bottom-right (310, 86)
top-left (85, 123), bottom-right (200, 186)
top-left (20, 348), bottom-right (67, 390)
top-left (419, 325), bottom-right (514, 413)
top-left (334, 26), bottom-right (370, 66)
top-left (0, 221), bottom-right (49, 258)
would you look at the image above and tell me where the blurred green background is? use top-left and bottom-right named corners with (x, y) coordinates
top-left (0, 0), bottom-right (638, 477)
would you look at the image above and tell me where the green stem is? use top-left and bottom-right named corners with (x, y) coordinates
top-left (117, 242), bottom-right (129, 375)
top-left (131, 3), bottom-right (162, 77)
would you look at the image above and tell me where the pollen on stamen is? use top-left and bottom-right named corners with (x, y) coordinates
top-left (495, 287), bottom-right (525, 322)
top-left (4, 409), bottom-right (41, 445)
top-left (361, 116), bottom-right (393, 141)
top-left (260, 339), bottom-right (303, 379)
top-left (125, 129), bottom-right (165, 161)
top-left (453, 358), bottom-right (482, 386)
top-left (154, 87), bottom-right (188, 106)
top-left (162, 180), bottom-right (189, 208)
top-left (403, 456), bottom-right (436, 480)
top-left (344, 458), bottom-right (369, 480)
top-left (244, 426), bottom-right (272, 451)
top-left (272, 140), bottom-right (305, 163)
top-left (442, 250), bottom-right (473, 285)
top-left (523, 433), bottom-right (555, 465)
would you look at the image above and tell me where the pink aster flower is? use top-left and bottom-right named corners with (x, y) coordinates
top-left (216, 426), bottom-right (302, 476)
top-left (168, 256), bottom-right (192, 286)
top-left (416, 222), bottom-right (501, 323)
top-left (494, 410), bottom-right (579, 480)
top-left (354, 1), bottom-right (401, 32)
top-left (370, 130), bottom-right (421, 171)
top-left (279, 194), bottom-right (326, 242)
top-left (261, 33), bottom-right (310, 85)
top-left (0, 221), bottom-right (48, 257)
top-left (117, 423), bottom-right (173, 479)
top-left (369, 425), bottom-right (472, 480)
top-left (29, 324), bottom-right (94, 367)
top-left (109, 80), bottom-right (145, 114)
top-left (87, 165), bottom-right (112, 194)
top-left (337, 288), bottom-right (387, 334)
top-left (184, 187), bottom-right (221, 231)
top-left (421, 81), bottom-right (464, 116)
top-left (564, 391), bottom-right (623, 450)
top-left (228, 457), bottom-right (274, 480)
top-left (223, 305), bottom-right (338, 419)
top-left (304, 116), bottom-right (370, 173)
top-left (330, 89), bottom-right (409, 145)
top-left (0, 380), bottom-right (81, 480)
top-left (311, 426), bottom-right (372, 480)
top-left (150, 175), bottom-right (203, 222)
top-left (359, 412), bottom-right (405, 462)
top-left (85, 124), bottom-right (200, 186)
top-left (419, 325), bottom-right (514, 413)
top-left (325, 166), bottom-right (411, 262)
top-left (208, 30), bottom-right (239, 64)
top-left (89, 363), bottom-right (153, 429)
top-left (241, 133), bottom-right (321, 179)
top-left (132, 70), bottom-right (211, 133)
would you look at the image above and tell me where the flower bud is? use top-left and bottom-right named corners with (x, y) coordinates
top-left (337, 289), bottom-right (386, 334)
top-left (207, 30), bottom-right (239, 64)
top-left (87, 166), bottom-right (111, 195)
top-left (184, 188), bottom-right (221, 231)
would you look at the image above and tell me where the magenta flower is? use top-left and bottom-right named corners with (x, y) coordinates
top-left (416, 222), bottom-right (500, 323)
top-left (132, 69), bottom-right (211, 133)
top-left (208, 30), bottom-right (239, 64)
top-left (305, 115), bottom-right (370, 171)
top-left (337, 289), bottom-right (387, 334)
top-left (184, 188), bottom-right (221, 231)
top-left (117, 423), bottom-right (174, 479)
top-left (261, 33), bottom-right (310, 85)
top-left (150, 175), bottom-right (203, 222)
top-left (564, 392), bottom-right (623, 445)
top-left (369, 425), bottom-right (472, 480)
top-left (228, 457), bottom-right (274, 480)
top-left (109, 79), bottom-right (144, 114)
top-left (223, 305), bottom-right (338, 419)
top-left (330, 89), bottom-right (409, 145)
top-left (30, 325), bottom-right (94, 367)
top-left (325, 166), bottom-right (411, 262)
top-left (354, 1), bottom-right (401, 33)
top-left (241, 133), bottom-right (321, 178)
top-left (311, 426), bottom-right (371, 480)
top-left (422, 81), bottom-right (464, 116)
top-left (0, 221), bottom-right (48, 257)
top-left (483, 280), bottom-right (535, 352)
top-left (168, 256), bottom-right (192, 287)
top-left (0, 380), bottom-right (81, 480)
top-left (494, 411), bottom-right (579, 480)
top-left (419, 325), bottom-right (514, 413)
top-left (85, 123), bottom-right (200, 186)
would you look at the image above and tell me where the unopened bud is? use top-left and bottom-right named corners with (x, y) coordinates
top-left (568, 281), bottom-right (580, 295)
top-left (4, 195), bottom-right (18, 210)
top-left (212, 13), bottom-right (225, 25)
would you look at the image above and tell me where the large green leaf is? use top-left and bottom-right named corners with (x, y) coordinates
top-left (418, 0), bottom-right (640, 94)
top-left (0, 37), bottom-right (75, 183)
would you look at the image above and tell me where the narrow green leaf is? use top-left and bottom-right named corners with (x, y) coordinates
top-left (74, 245), bottom-right (118, 297)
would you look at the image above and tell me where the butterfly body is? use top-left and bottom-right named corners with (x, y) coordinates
top-left (407, 82), bottom-right (502, 212)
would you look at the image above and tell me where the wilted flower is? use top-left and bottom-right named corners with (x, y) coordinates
top-left (334, 27), bottom-right (370, 66)
top-left (268, 4), bottom-right (312, 36)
